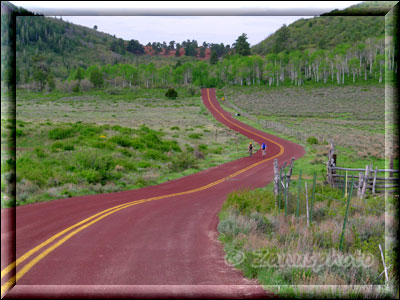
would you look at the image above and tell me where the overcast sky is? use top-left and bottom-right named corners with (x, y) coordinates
top-left (10, 1), bottom-right (363, 46)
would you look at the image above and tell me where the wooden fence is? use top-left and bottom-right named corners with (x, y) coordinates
top-left (327, 142), bottom-right (398, 197)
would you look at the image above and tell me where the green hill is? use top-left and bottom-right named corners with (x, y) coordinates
top-left (251, 1), bottom-right (397, 55)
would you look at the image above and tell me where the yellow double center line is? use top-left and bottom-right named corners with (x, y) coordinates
top-left (1, 88), bottom-right (285, 297)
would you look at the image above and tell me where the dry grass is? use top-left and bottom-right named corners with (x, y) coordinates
top-left (222, 85), bottom-right (397, 159)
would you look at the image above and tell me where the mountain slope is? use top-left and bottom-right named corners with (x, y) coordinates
top-left (251, 1), bottom-right (397, 55)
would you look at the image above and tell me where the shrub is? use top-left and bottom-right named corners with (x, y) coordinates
top-left (51, 141), bottom-right (74, 152)
top-left (170, 126), bottom-right (180, 131)
top-left (143, 149), bottom-right (167, 161)
top-left (79, 169), bottom-right (101, 184)
top-left (223, 189), bottom-right (276, 215)
top-left (16, 129), bottom-right (26, 137)
top-left (34, 147), bottom-right (47, 158)
top-left (188, 133), bottom-right (202, 139)
top-left (80, 79), bottom-right (94, 92)
top-left (110, 135), bottom-right (132, 148)
top-left (169, 151), bottom-right (198, 172)
top-left (165, 88), bottom-right (178, 99)
top-left (72, 84), bottom-right (80, 93)
top-left (48, 127), bottom-right (75, 140)
top-left (307, 136), bottom-right (319, 145)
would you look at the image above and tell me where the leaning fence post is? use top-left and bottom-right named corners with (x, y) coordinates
top-left (339, 177), bottom-right (354, 251)
top-left (296, 170), bottom-right (302, 218)
top-left (310, 172), bottom-right (317, 224)
top-left (305, 182), bottom-right (310, 228)
top-left (379, 244), bottom-right (389, 283)
top-left (361, 164), bottom-right (370, 199)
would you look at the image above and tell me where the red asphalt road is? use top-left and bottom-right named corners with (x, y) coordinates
top-left (1, 88), bottom-right (305, 299)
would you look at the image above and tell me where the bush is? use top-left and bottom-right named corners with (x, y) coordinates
top-left (51, 141), bottom-right (74, 152)
top-left (188, 133), bottom-right (202, 139)
top-left (110, 135), bottom-right (132, 147)
top-left (169, 151), bottom-right (198, 172)
top-left (223, 189), bottom-right (276, 215)
top-left (307, 136), bottom-right (319, 145)
top-left (79, 169), bottom-right (101, 184)
top-left (48, 127), bottom-right (75, 140)
top-left (16, 129), bottom-right (26, 137)
top-left (165, 88), bottom-right (178, 99)
top-left (143, 149), bottom-right (167, 161)
top-left (72, 84), bottom-right (80, 93)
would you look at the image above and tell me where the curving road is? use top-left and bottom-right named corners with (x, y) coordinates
top-left (1, 88), bottom-right (305, 298)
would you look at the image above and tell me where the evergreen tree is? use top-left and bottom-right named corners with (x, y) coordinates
top-left (210, 51), bottom-right (218, 65)
top-left (127, 39), bottom-right (145, 55)
top-left (233, 33), bottom-right (251, 56)
top-left (74, 67), bottom-right (83, 82)
top-left (89, 67), bottom-right (104, 88)
top-left (32, 54), bottom-right (49, 91)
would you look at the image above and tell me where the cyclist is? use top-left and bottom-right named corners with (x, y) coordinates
top-left (261, 142), bottom-right (267, 157)
top-left (248, 142), bottom-right (253, 157)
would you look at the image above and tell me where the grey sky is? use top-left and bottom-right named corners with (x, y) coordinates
top-left (10, 1), bottom-right (363, 46)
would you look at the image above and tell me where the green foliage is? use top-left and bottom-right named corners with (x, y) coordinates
top-left (127, 39), bottom-right (145, 54)
top-left (210, 50), bottom-right (218, 65)
top-left (165, 88), bottom-right (178, 99)
top-left (223, 189), bottom-right (276, 215)
top-left (89, 67), bottom-right (104, 88)
top-left (188, 133), bottom-right (202, 139)
top-left (48, 127), bottom-right (75, 140)
top-left (307, 136), bottom-right (319, 145)
top-left (252, 15), bottom-right (385, 55)
top-left (233, 33), bottom-right (251, 56)
top-left (169, 151), bottom-right (198, 172)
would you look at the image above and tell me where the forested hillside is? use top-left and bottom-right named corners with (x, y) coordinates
top-left (251, 1), bottom-right (397, 55)
top-left (9, 0), bottom-right (398, 92)
top-left (15, 14), bottom-right (230, 82)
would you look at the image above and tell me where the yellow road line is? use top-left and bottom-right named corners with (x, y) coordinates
top-left (206, 89), bottom-right (284, 155)
top-left (1, 88), bottom-right (286, 297)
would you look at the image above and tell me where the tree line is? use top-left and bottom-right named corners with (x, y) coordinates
top-left (23, 34), bottom-right (395, 92)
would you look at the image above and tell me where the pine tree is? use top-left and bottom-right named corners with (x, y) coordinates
top-left (233, 33), bottom-right (251, 56)
top-left (210, 51), bottom-right (218, 65)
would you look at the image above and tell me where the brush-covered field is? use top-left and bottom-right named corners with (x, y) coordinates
top-left (222, 85), bottom-right (398, 160)
top-left (1, 87), bottom-right (250, 207)
top-left (216, 84), bottom-right (398, 296)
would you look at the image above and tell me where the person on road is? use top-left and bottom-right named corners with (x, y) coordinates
top-left (248, 142), bottom-right (253, 157)
top-left (261, 142), bottom-right (267, 157)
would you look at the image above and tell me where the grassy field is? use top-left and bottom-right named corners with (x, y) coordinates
top-left (1, 87), bottom-right (251, 207)
top-left (222, 85), bottom-right (397, 160)
top-left (214, 85), bottom-right (397, 297)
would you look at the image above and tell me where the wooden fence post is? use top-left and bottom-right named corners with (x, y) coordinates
top-left (339, 177), bottom-right (354, 251)
top-left (287, 157), bottom-right (295, 188)
top-left (357, 172), bottom-right (363, 198)
top-left (296, 170), bottom-right (302, 218)
top-left (305, 182), bottom-right (310, 228)
top-left (273, 159), bottom-right (279, 199)
top-left (284, 169), bottom-right (288, 216)
top-left (361, 164), bottom-right (371, 199)
top-left (310, 172), bottom-right (317, 224)
top-left (372, 167), bottom-right (378, 194)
